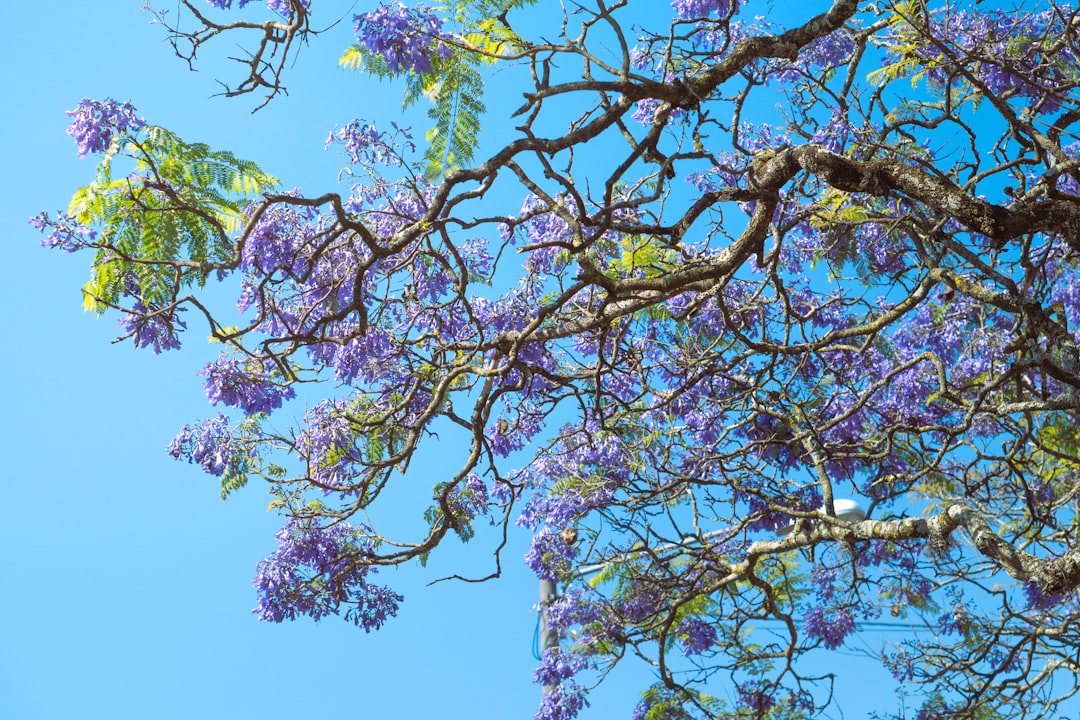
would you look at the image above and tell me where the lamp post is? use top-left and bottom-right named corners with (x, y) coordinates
top-left (538, 577), bottom-right (560, 694)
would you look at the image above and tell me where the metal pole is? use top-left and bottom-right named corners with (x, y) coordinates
top-left (538, 578), bottom-right (559, 694)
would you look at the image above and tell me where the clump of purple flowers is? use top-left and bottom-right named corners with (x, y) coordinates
top-left (532, 648), bottom-right (592, 687)
top-left (524, 527), bottom-right (579, 581)
top-left (1023, 582), bottom-right (1065, 611)
top-left (65, 98), bottom-right (145, 158)
top-left (29, 212), bottom-right (97, 252)
top-left (448, 474), bottom-right (490, 521)
top-left (671, 0), bottom-right (735, 19)
top-left (736, 683), bottom-right (776, 714)
top-left (119, 303), bottom-right (187, 353)
top-left (803, 604), bottom-right (855, 649)
top-left (678, 617), bottom-right (717, 655)
top-left (534, 678), bottom-right (589, 720)
top-left (353, 3), bottom-right (452, 74)
top-left (253, 518), bottom-right (403, 630)
top-left (168, 413), bottom-right (249, 477)
top-left (206, 0), bottom-right (308, 11)
top-left (325, 120), bottom-right (405, 167)
top-left (200, 356), bottom-right (296, 415)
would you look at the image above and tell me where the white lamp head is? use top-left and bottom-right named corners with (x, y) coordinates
top-left (831, 498), bottom-right (865, 522)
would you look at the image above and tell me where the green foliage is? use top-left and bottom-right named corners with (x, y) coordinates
top-left (420, 49), bottom-right (486, 178)
top-left (635, 685), bottom-right (724, 720)
top-left (220, 415), bottom-right (268, 500)
top-left (340, 0), bottom-right (537, 178)
top-left (67, 126), bottom-right (277, 313)
top-left (867, 1), bottom-right (932, 88)
top-left (606, 234), bottom-right (681, 280)
top-left (424, 481), bottom-right (476, 543)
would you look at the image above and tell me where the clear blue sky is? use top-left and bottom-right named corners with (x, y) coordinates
top-left (1, 3), bottom-right (904, 719)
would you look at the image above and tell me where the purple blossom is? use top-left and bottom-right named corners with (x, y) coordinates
top-left (168, 413), bottom-right (253, 477)
top-left (871, 9), bottom-right (1078, 114)
top-left (1023, 582), bottom-right (1064, 611)
top-left (29, 212), bottom-right (98, 252)
top-left (803, 604), bottom-right (855, 649)
top-left (294, 400), bottom-right (363, 489)
top-left (534, 678), bottom-right (588, 720)
top-left (543, 589), bottom-right (612, 640)
top-left (325, 120), bottom-right (411, 167)
top-left (253, 518), bottom-right (402, 630)
top-left (671, 0), bottom-right (734, 19)
top-left (631, 96), bottom-right (684, 127)
top-left (811, 111), bottom-right (853, 153)
top-left (448, 474), bottom-right (490, 521)
top-left (200, 356), bottom-right (296, 415)
top-left (118, 304), bottom-right (187, 353)
top-left (65, 98), bottom-right (144, 158)
top-left (486, 403), bottom-right (546, 459)
top-left (936, 605), bottom-right (972, 637)
top-left (206, 0), bottom-right (308, 11)
top-left (736, 682), bottom-right (776, 713)
top-left (770, 30), bottom-right (855, 84)
top-left (532, 648), bottom-right (592, 686)
top-left (614, 580), bottom-right (666, 623)
top-left (884, 648), bottom-right (917, 682)
top-left (678, 617), bottom-right (717, 655)
top-left (525, 528), bottom-right (578, 581)
top-left (265, 0), bottom-right (308, 12)
top-left (309, 328), bottom-right (397, 386)
top-left (353, 3), bottom-right (452, 75)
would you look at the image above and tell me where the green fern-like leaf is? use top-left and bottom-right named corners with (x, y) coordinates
top-left (72, 126), bottom-right (277, 313)
top-left (422, 48), bottom-right (486, 177)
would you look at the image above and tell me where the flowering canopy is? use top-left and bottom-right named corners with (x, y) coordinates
top-left (34, 0), bottom-right (1080, 718)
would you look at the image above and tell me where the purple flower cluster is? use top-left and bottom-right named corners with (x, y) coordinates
top-left (168, 413), bottom-right (250, 477)
top-left (65, 98), bottom-right (144, 158)
top-left (517, 427), bottom-right (628, 531)
top-left (534, 678), bottom-right (588, 720)
top-left (883, 647), bottom-right (916, 682)
top-left (888, 9), bottom-right (1078, 112)
top-left (935, 604), bottom-right (972, 637)
top-left (353, 3), bottom-right (452, 75)
top-left (29, 212), bottom-right (97, 252)
top-left (671, 0), bottom-right (734, 19)
top-left (543, 589), bottom-right (605, 633)
top-left (310, 328), bottom-right (396, 386)
top-left (1022, 582), bottom-right (1064, 611)
top-left (206, 0), bottom-right (308, 11)
top-left (200, 356), bottom-right (296, 415)
top-left (253, 518), bottom-right (402, 630)
top-left (736, 683), bottom-right (776, 714)
top-left (294, 400), bottom-right (363, 489)
top-left (448, 474), bottom-right (490, 522)
top-left (325, 120), bottom-right (412, 167)
top-left (265, 0), bottom-right (308, 12)
top-left (524, 527), bottom-right (578, 581)
top-left (118, 304), bottom-right (187, 353)
top-left (532, 648), bottom-right (592, 687)
top-left (803, 604), bottom-right (855, 649)
top-left (769, 30), bottom-right (855, 84)
top-left (677, 617), bottom-right (717, 655)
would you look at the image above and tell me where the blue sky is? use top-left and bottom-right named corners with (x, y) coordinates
top-left (0, 3), bottom-right (558, 718)
top-left (0, 3), bottom-right (912, 719)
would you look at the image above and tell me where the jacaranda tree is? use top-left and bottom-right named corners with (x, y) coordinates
top-left (33, 0), bottom-right (1080, 717)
